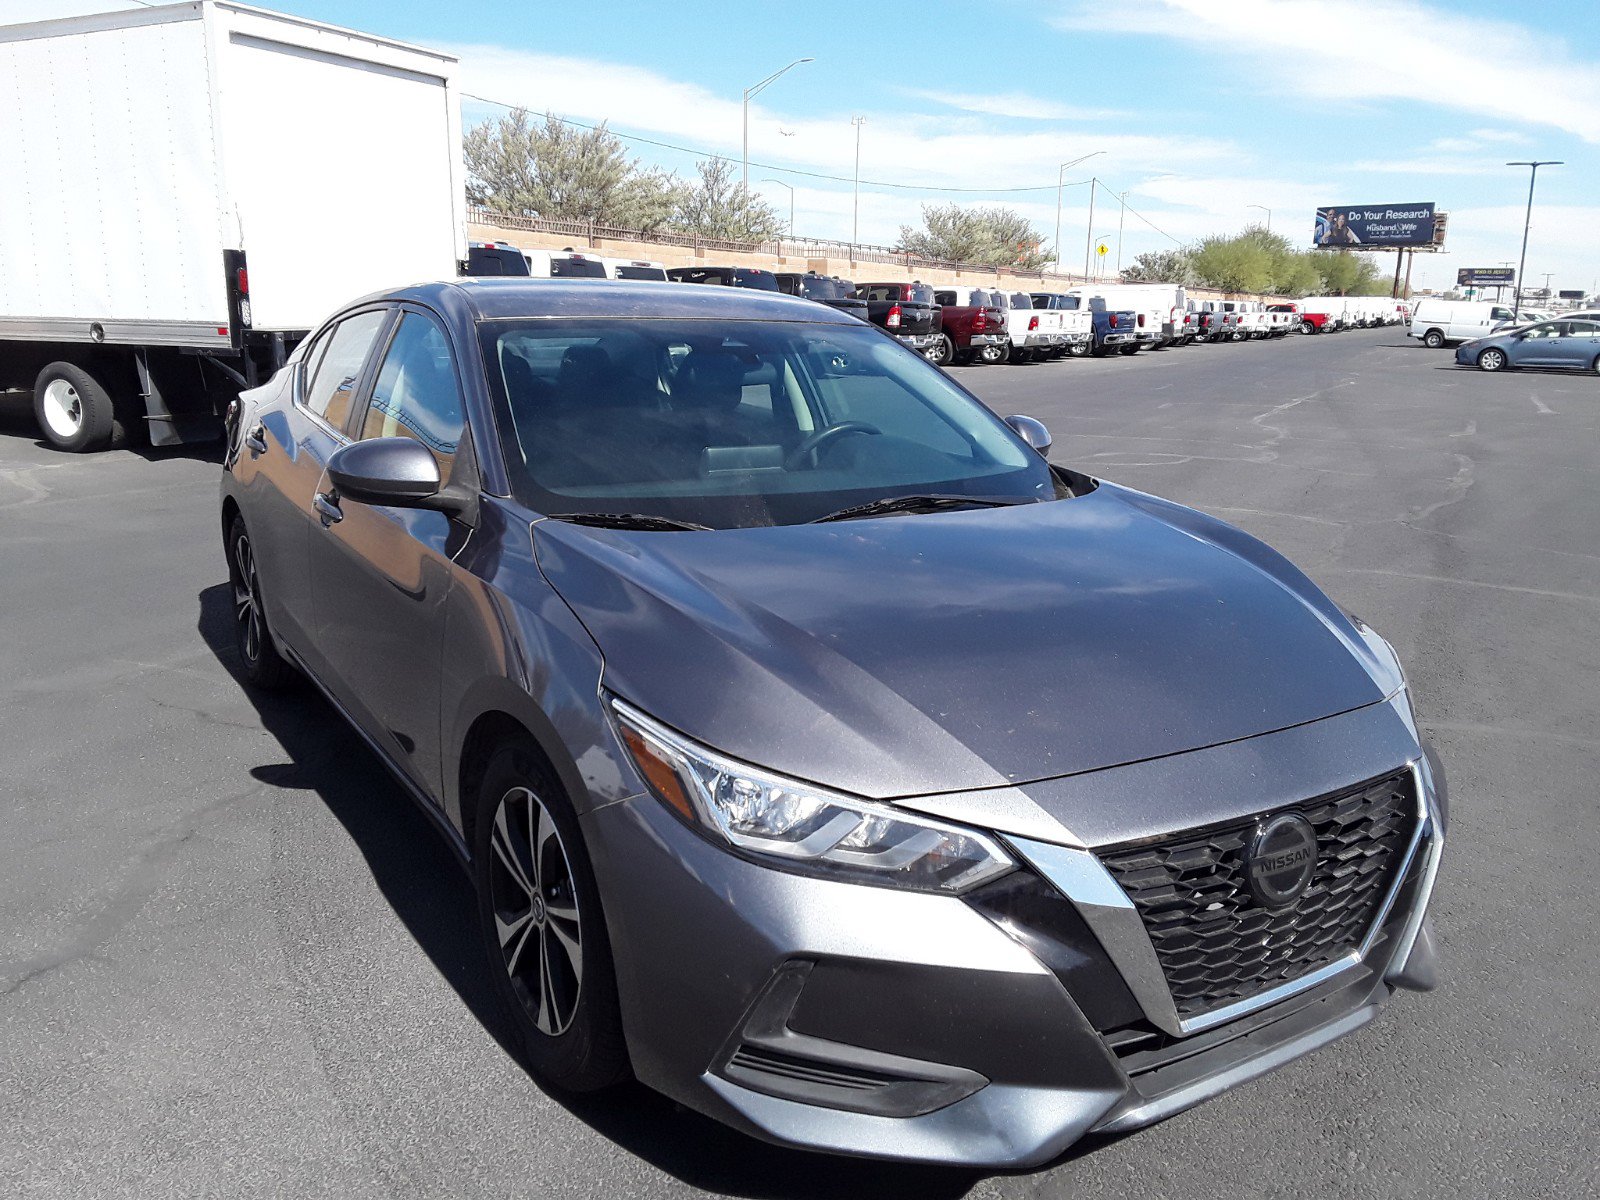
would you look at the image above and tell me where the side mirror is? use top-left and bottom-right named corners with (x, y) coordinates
top-left (1005, 414), bottom-right (1052, 456)
top-left (326, 437), bottom-right (446, 509)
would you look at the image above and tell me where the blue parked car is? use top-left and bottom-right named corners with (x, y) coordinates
top-left (1455, 317), bottom-right (1600, 372)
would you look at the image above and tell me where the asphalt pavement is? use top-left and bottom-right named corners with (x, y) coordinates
top-left (2, 329), bottom-right (1597, 1199)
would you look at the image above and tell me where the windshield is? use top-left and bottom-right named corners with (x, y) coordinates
top-left (480, 319), bottom-right (1054, 528)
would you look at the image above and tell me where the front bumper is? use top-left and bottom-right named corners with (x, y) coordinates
top-left (585, 701), bottom-right (1444, 1168)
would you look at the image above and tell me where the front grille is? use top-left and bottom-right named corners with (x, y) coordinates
top-left (1100, 770), bottom-right (1416, 1019)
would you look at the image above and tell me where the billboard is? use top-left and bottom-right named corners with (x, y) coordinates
top-left (1559, 289), bottom-right (1586, 300)
top-left (1314, 203), bottom-right (1437, 248)
top-left (1458, 268), bottom-right (1516, 287)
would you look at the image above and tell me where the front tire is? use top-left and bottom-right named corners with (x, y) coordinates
top-left (33, 362), bottom-right (119, 453)
top-left (226, 516), bottom-right (298, 689)
top-left (474, 740), bottom-right (628, 1092)
top-left (1423, 329), bottom-right (1446, 349)
top-left (1477, 347), bottom-right (1507, 372)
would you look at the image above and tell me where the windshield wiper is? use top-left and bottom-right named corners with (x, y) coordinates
top-left (545, 512), bottom-right (713, 532)
top-left (809, 494), bottom-right (1038, 524)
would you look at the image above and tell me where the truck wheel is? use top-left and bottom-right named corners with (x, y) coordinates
top-left (33, 362), bottom-right (119, 453)
top-left (1423, 329), bottom-right (1446, 349)
top-left (1299, 321), bottom-right (1316, 334)
top-left (1119, 344), bottom-right (1140, 356)
top-left (979, 342), bottom-right (1008, 365)
top-left (926, 335), bottom-right (953, 367)
top-left (1067, 341), bottom-right (1090, 357)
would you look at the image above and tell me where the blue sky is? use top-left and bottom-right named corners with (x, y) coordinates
top-left (11, 0), bottom-right (1598, 292)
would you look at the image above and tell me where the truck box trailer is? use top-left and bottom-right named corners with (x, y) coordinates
top-left (0, 1), bottom-right (466, 451)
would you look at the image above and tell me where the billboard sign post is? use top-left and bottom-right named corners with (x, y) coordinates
top-left (1313, 203), bottom-right (1437, 248)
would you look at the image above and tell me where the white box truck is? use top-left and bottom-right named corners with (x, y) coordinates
top-left (0, 1), bottom-right (467, 451)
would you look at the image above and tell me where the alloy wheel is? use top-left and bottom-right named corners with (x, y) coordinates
top-left (1479, 349), bottom-right (1505, 372)
top-left (231, 530), bottom-right (264, 665)
top-left (488, 786), bottom-right (583, 1036)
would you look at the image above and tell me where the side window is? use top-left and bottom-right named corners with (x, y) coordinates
top-left (933, 291), bottom-right (956, 306)
top-left (359, 312), bottom-right (465, 476)
top-left (1490, 306), bottom-right (1512, 321)
top-left (303, 309), bottom-right (388, 430)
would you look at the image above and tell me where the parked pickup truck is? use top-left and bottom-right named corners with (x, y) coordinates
top-left (929, 286), bottom-right (1007, 366)
top-left (666, 265), bottom-right (780, 291)
top-left (1264, 306), bottom-right (1294, 337)
top-left (1061, 289), bottom-right (1141, 355)
top-left (997, 291), bottom-right (1061, 363)
top-left (853, 281), bottom-right (943, 358)
top-left (776, 272), bottom-right (870, 321)
top-left (1295, 298), bottom-right (1344, 333)
top-left (1271, 302), bottom-right (1316, 334)
top-left (1027, 292), bottom-right (1096, 357)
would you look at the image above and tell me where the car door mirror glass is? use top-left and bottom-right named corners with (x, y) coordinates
top-left (327, 437), bottom-right (442, 508)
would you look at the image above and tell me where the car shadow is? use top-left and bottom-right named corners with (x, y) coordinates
top-left (196, 581), bottom-right (1114, 1198)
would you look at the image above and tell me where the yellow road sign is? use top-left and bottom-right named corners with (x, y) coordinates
top-left (1096, 242), bottom-right (1110, 257)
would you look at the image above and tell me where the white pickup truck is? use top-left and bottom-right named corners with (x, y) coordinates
top-left (1012, 292), bottom-right (1093, 359)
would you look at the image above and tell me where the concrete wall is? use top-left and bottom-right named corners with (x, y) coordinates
top-left (466, 217), bottom-right (1283, 304)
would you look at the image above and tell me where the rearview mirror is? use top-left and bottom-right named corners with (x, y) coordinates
top-left (327, 437), bottom-right (445, 508)
top-left (1005, 414), bottom-right (1052, 456)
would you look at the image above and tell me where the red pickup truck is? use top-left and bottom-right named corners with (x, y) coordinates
top-left (929, 286), bottom-right (1008, 366)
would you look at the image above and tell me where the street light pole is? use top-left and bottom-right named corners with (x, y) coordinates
top-left (1083, 178), bottom-right (1098, 278)
top-left (1507, 160), bottom-right (1561, 319)
top-left (742, 57), bottom-right (814, 194)
top-left (1052, 150), bottom-right (1103, 273)
top-left (850, 116), bottom-right (866, 253)
top-left (761, 178), bottom-right (795, 239)
top-left (1247, 203), bottom-right (1271, 231)
top-left (1116, 190), bottom-right (1127, 274)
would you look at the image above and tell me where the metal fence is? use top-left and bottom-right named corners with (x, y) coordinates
top-left (466, 205), bottom-right (1100, 286)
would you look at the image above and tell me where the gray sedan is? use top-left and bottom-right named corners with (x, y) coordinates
top-left (1457, 317), bottom-right (1600, 372)
top-left (219, 279), bottom-right (1444, 1168)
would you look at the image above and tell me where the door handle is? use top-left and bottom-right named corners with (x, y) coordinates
top-left (314, 491), bottom-right (343, 526)
top-left (244, 423), bottom-right (268, 455)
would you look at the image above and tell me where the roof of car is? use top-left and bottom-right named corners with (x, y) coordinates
top-left (385, 279), bottom-right (858, 324)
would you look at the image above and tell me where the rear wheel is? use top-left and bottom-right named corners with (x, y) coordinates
top-left (33, 362), bottom-right (120, 453)
top-left (924, 335), bottom-right (950, 366)
top-left (1423, 329), bottom-right (1446, 349)
top-left (1476, 347), bottom-right (1507, 372)
top-left (1300, 320), bottom-right (1316, 334)
top-left (979, 341), bottom-right (1008, 365)
top-left (474, 739), bottom-right (629, 1092)
top-left (226, 515), bottom-right (298, 690)
top-left (1067, 341), bottom-right (1090, 357)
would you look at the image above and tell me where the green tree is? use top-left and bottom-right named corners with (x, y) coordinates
top-left (898, 204), bottom-right (1049, 269)
top-left (672, 157), bottom-right (785, 243)
top-left (1122, 249), bottom-right (1197, 285)
top-left (463, 108), bottom-right (681, 231)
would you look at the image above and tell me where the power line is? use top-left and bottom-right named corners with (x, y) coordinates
top-left (1119, 197), bottom-right (1185, 246)
top-left (461, 92), bottom-right (1098, 195)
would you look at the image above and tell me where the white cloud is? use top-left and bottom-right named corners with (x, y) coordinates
top-left (1051, 0), bottom-right (1600, 143)
top-left (903, 88), bottom-right (1128, 122)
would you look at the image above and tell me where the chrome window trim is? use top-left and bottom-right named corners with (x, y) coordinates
top-left (1015, 759), bottom-right (1434, 1039)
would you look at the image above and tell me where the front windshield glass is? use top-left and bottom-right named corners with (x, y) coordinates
top-left (480, 319), bottom-right (1055, 528)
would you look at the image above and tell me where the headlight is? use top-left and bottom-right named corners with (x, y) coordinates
top-left (610, 698), bottom-right (1014, 894)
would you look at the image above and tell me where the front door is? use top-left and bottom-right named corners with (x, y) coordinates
top-left (307, 306), bottom-right (474, 798)
top-left (1510, 322), bottom-right (1567, 367)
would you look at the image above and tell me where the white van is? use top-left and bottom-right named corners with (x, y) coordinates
top-left (1409, 299), bottom-right (1517, 347)
top-left (605, 257), bottom-right (668, 282)
top-left (522, 248), bottom-right (608, 279)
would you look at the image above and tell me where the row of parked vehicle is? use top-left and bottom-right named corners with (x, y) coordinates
top-left (466, 240), bottom-right (1406, 370)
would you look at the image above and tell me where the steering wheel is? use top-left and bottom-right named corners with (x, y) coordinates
top-left (784, 421), bottom-right (882, 470)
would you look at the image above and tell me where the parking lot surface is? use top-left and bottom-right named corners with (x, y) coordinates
top-left (3, 331), bottom-right (1597, 1199)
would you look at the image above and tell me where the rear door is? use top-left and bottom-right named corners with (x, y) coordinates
top-left (1562, 320), bottom-right (1600, 369)
top-left (307, 306), bottom-right (474, 796)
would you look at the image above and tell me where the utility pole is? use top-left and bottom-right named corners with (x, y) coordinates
top-left (1507, 160), bottom-right (1562, 319)
top-left (742, 57), bottom-right (814, 194)
top-left (1116, 190), bottom-right (1127, 274)
top-left (850, 116), bottom-right (866, 254)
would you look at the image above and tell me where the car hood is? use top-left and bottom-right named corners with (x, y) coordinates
top-left (532, 481), bottom-right (1400, 801)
